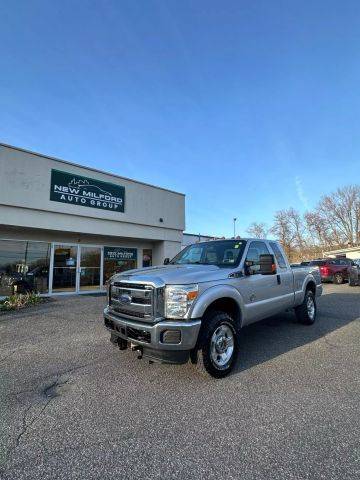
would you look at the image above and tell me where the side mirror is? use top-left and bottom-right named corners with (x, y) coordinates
top-left (163, 258), bottom-right (170, 265)
top-left (259, 254), bottom-right (277, 275)
top-left (244, 260), bottom-right (253, 276)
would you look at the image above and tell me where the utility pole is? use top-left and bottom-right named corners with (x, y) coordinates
top-left (233, 218), bottom-right (237, 238)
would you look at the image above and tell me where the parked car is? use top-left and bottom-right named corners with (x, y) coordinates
top-left (309, 258), bottom-right (353, 284)
top-left (349, 259), bottom-right (360, 286)
top-left (353, 258), bottom-right (360, 268)
top-left (104, 238), bottom-right (322, 378)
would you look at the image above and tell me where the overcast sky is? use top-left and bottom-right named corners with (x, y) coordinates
top-left (1, 0), bottom-right (359, 236)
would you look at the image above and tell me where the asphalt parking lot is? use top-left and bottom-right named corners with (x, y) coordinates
top-left (1, 284), bottom-right (359, 480)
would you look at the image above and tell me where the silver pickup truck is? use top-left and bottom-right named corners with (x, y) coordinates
top-left (104, 238), bottom-right (322, 378)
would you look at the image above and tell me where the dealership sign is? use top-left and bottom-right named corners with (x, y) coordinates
top-left (104, 247), bottom-right (137, 261)
top-left (50, 169), bottom-right (125, 212)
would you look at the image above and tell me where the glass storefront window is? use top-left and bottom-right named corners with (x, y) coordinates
top-left (0, 240), bottom-right (51, 296)
top-left (0, 241), bottom-right (143, 296)
top-left (103, 259), bottom-right (137, 284)
top-left (103, 247), bottom-right (138, 284)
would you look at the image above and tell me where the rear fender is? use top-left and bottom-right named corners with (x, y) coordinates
top-left (303, 275), bottom-right (318, 296)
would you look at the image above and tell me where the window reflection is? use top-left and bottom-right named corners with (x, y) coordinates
top-left (80, 247), bottom-right (101, 291)
top-left (0, 240), bottom-right (51, 296)
top-left (52, 245), bottom-right (78, 292)
top-left (103, 259), bottom-right (137, 284)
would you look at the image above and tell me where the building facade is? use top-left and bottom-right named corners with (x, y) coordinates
top-left (322, 246), bottom-right (360, 260)
top-left (182, 233), bottom-right (218, 249)
top-left (0, 144), bottom-right (185, 297)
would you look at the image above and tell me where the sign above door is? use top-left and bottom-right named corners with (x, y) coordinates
top-left (104, 247), bottom-right (137, 261)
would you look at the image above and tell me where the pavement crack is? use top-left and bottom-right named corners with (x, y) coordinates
top-left (9, 367), bottom-right (80, 455)
top-left (5, 360), bottom-right (107, 463)
top-left (12, 393), bottom-right (56, 453)
top-left (10, 387), bottom-right (37, 397)
top-left (14, 402), bottom-right (36, 448)
top-left (14, 394), bottom-right (54, 449)
top-left (10, 363), bottom-right (90, 398)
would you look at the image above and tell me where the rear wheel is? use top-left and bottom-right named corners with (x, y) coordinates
top-left (295, 290), bottom-right (316, 325)
top-left (193, 311), bottom-right (238, 378)
top-left (334, 273), bottom-right (343, 285)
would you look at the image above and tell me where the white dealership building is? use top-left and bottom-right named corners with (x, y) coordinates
top-left (0, 143), bottom-right (185, 297)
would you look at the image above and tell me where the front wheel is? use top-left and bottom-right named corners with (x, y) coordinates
top-left (193, 311), bottom-right (239, 378)
top-left (295, 290), bottom-right (317, 325)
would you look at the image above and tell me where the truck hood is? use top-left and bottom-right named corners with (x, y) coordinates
top-left (111, 264), bottom-right (232, 285)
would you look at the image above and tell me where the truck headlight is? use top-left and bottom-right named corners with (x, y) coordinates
top-left (165, 284), bottom-right (199, 319)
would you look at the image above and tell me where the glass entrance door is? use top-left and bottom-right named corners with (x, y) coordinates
top-left (51, 244), bottom-right (103, 294)
top-left (52, 245), bottom-right (78, 293)
top-left (79, 246), bottom-right (101, 291)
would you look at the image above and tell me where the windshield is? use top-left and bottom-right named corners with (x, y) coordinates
top-left (170, 240), bottom-right (247, 267)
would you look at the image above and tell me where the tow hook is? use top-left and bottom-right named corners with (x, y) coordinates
top-left (131, 343), bottom-right (143, 359)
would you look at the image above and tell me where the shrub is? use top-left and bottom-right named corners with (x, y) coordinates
top-left (0, 292), bottom-right (43, 312)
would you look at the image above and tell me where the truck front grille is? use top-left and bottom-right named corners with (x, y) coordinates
top-left (110, 282), bottom-right (155, 322)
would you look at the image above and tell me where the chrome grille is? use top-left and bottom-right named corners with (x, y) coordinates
top-left (110, 282), bottom-right (155, 322)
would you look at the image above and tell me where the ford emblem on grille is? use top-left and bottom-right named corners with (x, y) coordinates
top-left (119, 293), bottom-right (132, 304)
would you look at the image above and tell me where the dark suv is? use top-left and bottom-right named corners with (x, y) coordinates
top-left (309, 258), bottom-right (353, 284)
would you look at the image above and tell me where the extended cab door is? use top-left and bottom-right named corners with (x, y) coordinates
top-left (268, 241), bottom-right (294, 309)
top-left (240, 241), bottom-right (283, 324)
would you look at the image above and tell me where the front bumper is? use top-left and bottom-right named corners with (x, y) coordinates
top-left (103, 307), bottom-right (201, 364)
top-left (316, 284), bottom-right (323, 297)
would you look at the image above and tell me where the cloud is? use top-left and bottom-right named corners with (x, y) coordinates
top-left (295, 176), bottom-right (309, 209)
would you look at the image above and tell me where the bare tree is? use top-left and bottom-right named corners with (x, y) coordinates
top-left (315, 185), bottom-right (360, 246)
top-left (246, 222), bottom-right (268, 238)
top-left (287, 208), bottom-right (306, 253)
top-left (304, 211), bottom-right (327, 247)
top-left (247, 184), bottom-right (359, 262)
top-left (270, 209), bottom-right (296, 260)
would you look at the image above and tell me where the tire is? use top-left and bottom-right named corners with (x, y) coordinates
top-left (333, 273), bottom-right (343, 285)
top-left (14, 281), bottom-right (32, 294)
top-left (295, 290), bottom-right (316, 325)
top-left (192, 311), bottom-right (239, 378)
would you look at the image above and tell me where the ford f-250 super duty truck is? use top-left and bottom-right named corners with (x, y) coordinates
top-left (104, 238), bottom-right (322, 378)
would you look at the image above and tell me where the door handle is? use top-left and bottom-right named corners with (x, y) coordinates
top-left (277, 274), bottom-right (281, 285)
